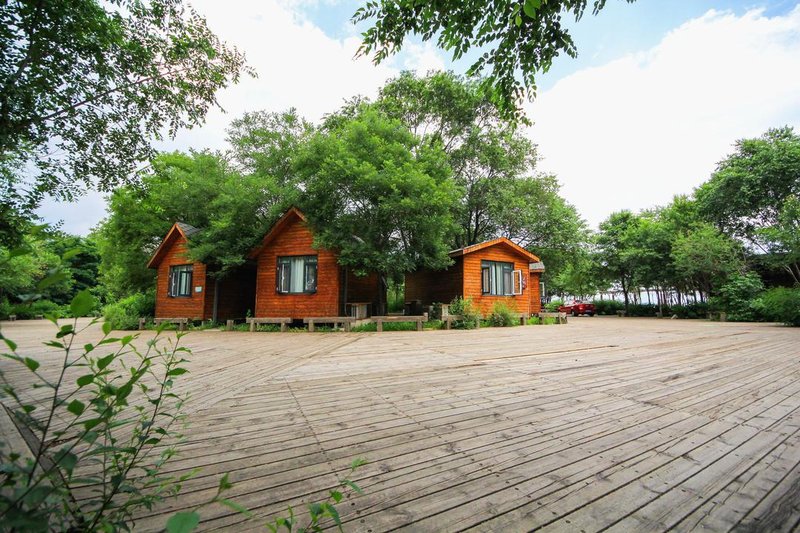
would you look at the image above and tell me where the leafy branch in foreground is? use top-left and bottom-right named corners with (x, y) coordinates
top-left (264, 458), bottom-right (368, 533)
top-left (0, 289), bottom-right (194, 531)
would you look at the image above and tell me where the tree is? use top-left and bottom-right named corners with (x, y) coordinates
top-left (671, 224), bottom-right (743, 300)
top-left (696, 126), bottom-right (800, 283)
top-left (341, 71), bottom-right (537, 247)
top-left (595, 211), bottom-right (639, 310)
top-left (1, 0), bottom-right (252, 242)
top-left (353, 0), bottom-right (635, 122)
top-left (297, 109), bottom-right (459, 314)
top-left (96, 151), bottom-right (288, 299)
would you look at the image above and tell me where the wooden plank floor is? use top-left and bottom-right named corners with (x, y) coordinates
top-left (2, 317), bottom-right (800, 532)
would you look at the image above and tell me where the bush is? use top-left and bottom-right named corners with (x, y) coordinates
top-left (0, 298), bottom-right (11, 320)
top-left (10, 299), bottom-right (65, 319)
top-left (625, 304), bottom-right (659, 317)
top-left (756, 287), bottom-right (800, 326)
top-left (102, 291), bottom-right (155, 330)
top-left (668, 302), bottom-right (709, 319)
top-left (710, 272), bottom-right (765, 322)
top-left (592, 300), bottom-right (625, 315)
top-left (449, 296), bottom-right (480, 329)
top-left (489, 301), bottom-right (517, 327)
top-left (544, 299), bottom-right (563, 312)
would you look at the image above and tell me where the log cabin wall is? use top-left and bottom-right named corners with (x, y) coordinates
top-left (154, 235), bottom-right (208, 320)
top-left (254, 217), bottom-right (340, 319)
top-left (404, 257), bottom-right (464, 306)
top-left (462, 244), bottom-right (532, 317)
top-left (203, 266), bottom-right (257, 321)
top-left (529, 271), bottom-right (542, 315)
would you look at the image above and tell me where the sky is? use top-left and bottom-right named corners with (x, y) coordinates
top-left (38, 0), bottom-right (800, 234)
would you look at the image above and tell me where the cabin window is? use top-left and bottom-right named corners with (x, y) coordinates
top-left (277, 255), bottom-right (318, 294)
top-left (481, 260), bottom-right (514, 296)
top-left (168, 265), bottom-right (193, 297)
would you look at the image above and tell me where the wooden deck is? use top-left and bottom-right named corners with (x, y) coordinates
top-left (2, 317), bottom-right (800, 531)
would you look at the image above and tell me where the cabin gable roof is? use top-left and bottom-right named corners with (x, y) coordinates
top-left (248, 207), bottom-right (308, 259)
top-left (146, 222), bottom-right (200, 269)
top-left (449, 237), bottom-right (541, 264)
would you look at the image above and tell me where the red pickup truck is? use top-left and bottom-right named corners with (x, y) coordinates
top-left (558, 300), bottom-right (596, 317)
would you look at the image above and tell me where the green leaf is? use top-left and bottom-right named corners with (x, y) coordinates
top-left (523, 0), bottom-right (541, 18)
top-left (343, 480), bottom-right (363, 495)
top-left (67, 399), bottom-right (85, 416)
top-left (167, 368), bottom-right (189, 377)
top-left (97, 354), bottom-right (115, 370)
top-left (102, 321), bottom-right (112, 335)
top-left (350, 457), bottom-right (368, 470)
top-left (61, 247), bottom-right (83, 261)
top-left (218, 498), bottom-right (253, 517)
top-left (23, 357), bottom-right (40, 372)
top-left (2, 337), bottom-right (17, 352)
top-left (330, 490), bottom-right (343, 503)
top-left (166, 511), bottom-right (200, 533)
top-left (70, 289), bottom-right (96, 318)
top-left (514, 14), bottom-right (522, 26)
top-left (218, 473), bottom-right (233, 491)
top-left (37, 270), bottom-right (68, 290)
top-left (54, 449), bottom-right (78, 474)
top-left (77, 374), bottom-right (94, 387)
top-left (325, 503), bottom-right (342, 527)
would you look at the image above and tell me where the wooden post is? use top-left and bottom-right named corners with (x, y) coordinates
top-left (280, 321), bottom-right (288, 333)
top-left (226, 319), bottom-right (234, 331)
top-left (179, 320), bottom-right (186, 332)
top-left (416, 319), bottom-right (423, 331)
top-left (9, 315), bottom-right (16, 322)
top-left (249, 319), bottom-right (255, 332)
top-left (138, 318), bottom-right (145, 330)
top-left (344, 321), bottom-right (351, 332)
top-left (376, 318), bottom-right (383, 332)
top-left (308, 319), bottom-right (315, 333)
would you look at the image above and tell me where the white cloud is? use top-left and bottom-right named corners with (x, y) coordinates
top-left (528, 6), bottom-right (800, 228)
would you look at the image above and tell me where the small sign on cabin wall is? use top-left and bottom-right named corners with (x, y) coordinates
top-left (195, 286), bottom-right (202, 293)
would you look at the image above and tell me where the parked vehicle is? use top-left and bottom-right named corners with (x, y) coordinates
top-left (559, 300), bottom-right (596, 316)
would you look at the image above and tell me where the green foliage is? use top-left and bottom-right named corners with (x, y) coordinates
top-left (0, 294), bottom-right (193, 531)
top-left (9, 300), bottom-right (66, 320)
top-left (489, 301), bottom-right (517, 327)
top-left (696, 126), bottom-right (800, 284)
top-left (756, 287), bottom-right (800, 326)
top-left (448, 296), bottom-right (480, 329)
top-left (0, 0), bottom-right (252, 238)
top-left (351, 322), bottom-right (418, 332)
top-left (95, 150), bottom-right (292, 298)
top-left (544, 299), bottom-right (563, 312)
top-left (672, 225), bottom-right (743, 297)
top-left (298, 108), bottom-right (458, 312)
top-left (710, 272), bottom-right (766, 322)
top-left (353, 0), bottom-right (635, 122)
top-left (102, 292), bottom-right (155, 330)
top-left (591, 300), bottom-right (625, 315)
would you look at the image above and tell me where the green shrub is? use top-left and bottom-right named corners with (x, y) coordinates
top-left (710, 272), bottom-right (765, 322)
top-left (10, 299), bottom-right (65, 319)
top-left (756, 287), bottom-right (800, 326)
top-left (102, 291), bottom-right (155, 330)
top-left (489, 301), bottom-right (517, 327)
top-left (592, 300), bottom-right (625, 315)
top-left (0, 298), bottom-right (12, 320)
top-left (668, 302), bottom-right (709, 319)
top-left (544, 299), bottom-right (563, 312)
top-left (448, 296), bottom-right (480, 329)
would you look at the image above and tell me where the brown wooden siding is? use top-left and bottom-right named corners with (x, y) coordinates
top-left (404, 257), bottom-right (463, 306)
top-left (463, 245), bottom-right (532, 316)
top-left (529, 272), bottom-right (542, 315)
top-left (154, 236), bottom-right (208, 320)
top-left (203, 267), bottom-right (257, 321)
top-left (345, 271), bottom-right (380, 314)
top-left (254, 217), bottom-right (340, 319)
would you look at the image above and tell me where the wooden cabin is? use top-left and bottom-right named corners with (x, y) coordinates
top-left (248, 207), bottom-right (379, 320)
top-left (147, 222), bottom-right (255, 322)
top-left (405, 237), bottom-right (545, 317)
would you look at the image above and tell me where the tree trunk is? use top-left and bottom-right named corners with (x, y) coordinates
top-left (376, 274), bottom-right (388, 316)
